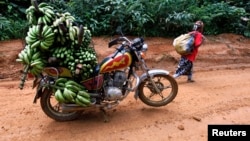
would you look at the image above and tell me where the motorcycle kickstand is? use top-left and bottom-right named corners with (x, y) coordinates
top-left (100, 108), bottom-right (109, 122)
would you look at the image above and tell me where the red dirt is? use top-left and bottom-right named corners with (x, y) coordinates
top-left (0, 34), bottom-right (250, 141)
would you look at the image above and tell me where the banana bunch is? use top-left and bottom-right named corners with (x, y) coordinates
top-left (16, 45), bottom-right (46, 76)
top-left (25, 5), bottom-right (37, 25)
top-left (37, 3), bottom-right (55, 25)
top-left (82, 27), bottom-right (92, 47)
top-left (50, 46), bottom-right (74, 67)
top-left (72, 47), bottom-right (98, 79)
top-left (53, 12), bottom-right (76, 27)
top-left (50, 42), bottom-right (97, 76)
top-left (16, 45), bottom-right (34, 65)
top-left (26, 1), bottom-right (55, 26)
top-left (18, 1), bottom-right (97, 89)
top-left (54, 78), bottom-right (91, 106)
top-left (25, 24), bottom-right (55, 51)
top-left (53, 12), bottom-right (76, 45)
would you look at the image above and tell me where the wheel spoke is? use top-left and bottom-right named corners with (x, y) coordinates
top-left (138, 74), bottom-right (178, 107)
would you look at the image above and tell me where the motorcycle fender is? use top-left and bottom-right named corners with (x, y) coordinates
top-left (134, 69), bottom-right (170, 100)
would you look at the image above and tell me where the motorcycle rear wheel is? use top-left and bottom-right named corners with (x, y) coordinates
top-left (40, 88), bottom-right (82, 121)
top-left (138, 74), bottom-right (178, 107)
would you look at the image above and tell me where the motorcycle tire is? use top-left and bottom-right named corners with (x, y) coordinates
top-left (40, 88), bottom-right (82, 121)
top-left (138, 74), bottom-right (178, 107)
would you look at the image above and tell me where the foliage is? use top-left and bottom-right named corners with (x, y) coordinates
top-left (0, 0), bottom-right (250, 40)
top-left (0, 16), bottom-right (28, 40)
top-left (188, 2), bottom-right (247, 35)
top-left (0, 0), bottom-right (29, 40)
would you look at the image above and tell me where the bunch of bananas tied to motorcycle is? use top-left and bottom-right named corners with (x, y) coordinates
top-left (54, 78), bottom-right (92, 107)
top-left (16, 1), bottom-right (98, 106)
top-left (50, 44), bottom-right (97, 79)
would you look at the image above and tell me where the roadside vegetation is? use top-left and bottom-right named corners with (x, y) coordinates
top-left (0, 0), bottom-right (249, 40)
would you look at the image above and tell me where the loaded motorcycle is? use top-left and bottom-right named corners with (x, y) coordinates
top-left (21, 36), bottom-right (178, 122)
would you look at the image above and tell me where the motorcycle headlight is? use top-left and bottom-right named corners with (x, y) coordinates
top-left (141, 44), bottom-right (148, 52)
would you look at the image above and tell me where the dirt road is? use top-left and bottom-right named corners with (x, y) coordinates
top-left (1, 67), bottom-right (250, 141)
top-left (0, 34), bottom-right (250, 141)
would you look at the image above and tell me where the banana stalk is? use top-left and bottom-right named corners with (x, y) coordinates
top-left (19, 65), bottom-right (30, 90)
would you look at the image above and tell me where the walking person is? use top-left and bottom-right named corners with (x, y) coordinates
top-left (173, 20), bottom-right (205, 82)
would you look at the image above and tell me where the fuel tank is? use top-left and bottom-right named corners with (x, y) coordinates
top-left (99, 52), bottom-right (132, 73)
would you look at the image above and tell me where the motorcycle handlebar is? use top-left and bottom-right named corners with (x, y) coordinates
top-left (111, 44), bottom-right (125, 58)
top-left (108, 37), bottom-right (131, 48)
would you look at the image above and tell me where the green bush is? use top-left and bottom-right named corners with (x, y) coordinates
top-left (188, 2), bottom-right (247, 35)
top-left (0, 0), bottom-right (250, 40)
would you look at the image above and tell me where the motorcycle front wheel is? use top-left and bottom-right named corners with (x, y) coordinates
top-left (40, 88), bottom-right (82, 121)
top-left (138, 74), bottom-right (178, 107)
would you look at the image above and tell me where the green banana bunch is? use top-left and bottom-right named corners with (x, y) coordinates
top-left (54, 89), bottom-right (66, 103)
top-left (25, 5), bottom-right (37, 25)
top-left (26, 2), bottom-right (55, 26)
top-left (16, 45), bottom-right (33, 65)
top-left (25, 24), bottom-right (55, 51)
top-left (53, 79), bottom-right (91, 107)
top-left (37, 3), bottom-right (55, 25)
top-left (19, 1), bottom-right (98, 89)
top-left (40, 25), bottom-right (55, 51)
top-left (52, 12), bottom-right (76, 45)
top-left (29, 52), bottom-right (46, 76)
top-left (55, 77), bottom-right (68, 87)
top-left (65, 80), bottom-right (91, 106)
top-left (75, 93), bottom-right (91, 107)
top-left (16, 45), bottom-right (46, 76)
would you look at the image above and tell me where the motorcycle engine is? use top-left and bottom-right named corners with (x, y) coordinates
top-left (104, 71), bottom-right (127, 101)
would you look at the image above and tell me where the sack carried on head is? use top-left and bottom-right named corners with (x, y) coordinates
top-left (173, 33), bottom-right (195, 55)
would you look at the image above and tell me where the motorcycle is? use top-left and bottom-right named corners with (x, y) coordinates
top-left (24, 35), bottom-right (178, 122)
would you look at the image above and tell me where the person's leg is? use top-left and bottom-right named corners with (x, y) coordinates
top-left (187, 63), bottom-right (194, 82)
top-left (173, 57), bottom-right (185, 78)
top-left (173, 57), bottom-right (191, 78)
